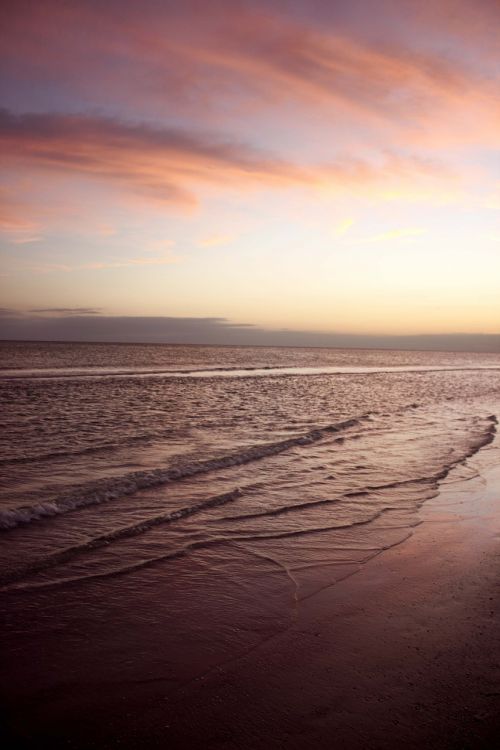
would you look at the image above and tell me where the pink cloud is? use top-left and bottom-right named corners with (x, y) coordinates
top-left (0, 109), bottom-right (315, 207)
top-left (0, 109), bottom-right (462, 214)
top-left (2, 1), bottom-right (499, 146)
top-left (0, 188), bottom-right (42, 242)
top-left (0, 1), bottom-right (497, 222)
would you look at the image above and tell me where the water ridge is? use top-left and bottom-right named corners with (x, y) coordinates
top-left (0, 415), bottom-right (367, 530)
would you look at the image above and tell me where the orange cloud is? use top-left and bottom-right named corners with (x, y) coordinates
top-left (0, 109), bottom-right (314, 207)
top-left (197, 234), bottom-right (235, 247)
top-left (0, 188), bottom-right (41, 242)
top-left (0, 110), bottom-right (460, 212)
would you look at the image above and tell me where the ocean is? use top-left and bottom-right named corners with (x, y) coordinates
top-left (1, 341), bottom-right (500, 699)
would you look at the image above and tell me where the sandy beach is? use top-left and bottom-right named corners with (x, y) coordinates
top-left (3, 423), bottom-right (499, 749)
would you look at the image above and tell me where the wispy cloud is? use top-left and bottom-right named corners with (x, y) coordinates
top-left (82, 255), bottom-right (178, 270)
top-left (29, 307), bottom-right (102, 315)
top-left (362, 227), bottom-right (426, 243)
top-left (0, 109), bottom-right (313, 208)
top-left (0, 109), bottom-right (460, 216)
top-left (333, 219), bottom-right (354, 237)
top-left (3, 2), bottom-right (499, 147)
top-left (0, 188), bottom-right (42, 243)
top-left (95, 224), bottom-right (117, 237)
top-left (197, 234), bottom-right (235, 247)
top-left (1, 247), bottom-right (180, 276)
top-left (0, 307), bottom-right (22, 317)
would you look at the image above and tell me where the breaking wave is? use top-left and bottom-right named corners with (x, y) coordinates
top-left (1, 415), bottom-right (496, 591)
top-left (0, 416), bottom-right (367, 530)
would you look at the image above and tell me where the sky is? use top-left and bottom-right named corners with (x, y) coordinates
top-left (1, 0), bottom-right (499, 347)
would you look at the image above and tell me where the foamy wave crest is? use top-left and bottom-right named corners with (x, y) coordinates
top-left (0, 487), bottom-right (245, 586)
top-left (0, 416), bottom-right (367, 530)
top-left (2, 415), bottom-right (496, 591)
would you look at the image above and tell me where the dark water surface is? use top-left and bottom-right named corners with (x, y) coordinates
top-left (1, 341), bottom-right (499, 723)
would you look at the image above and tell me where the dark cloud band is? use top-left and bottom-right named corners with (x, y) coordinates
top-left (0, 312), bottom-right (498, 352)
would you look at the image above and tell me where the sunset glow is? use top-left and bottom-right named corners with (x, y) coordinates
top-left (1, 0), bottom-right (499, 343)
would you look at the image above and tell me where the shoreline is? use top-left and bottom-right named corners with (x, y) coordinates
top-left (154, 436), bottom-right (500, 749)
top-left (3, 430), bottom-right (500, 748)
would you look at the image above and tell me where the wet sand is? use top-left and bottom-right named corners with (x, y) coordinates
top-left (3, 439), bottom-right (500, 749)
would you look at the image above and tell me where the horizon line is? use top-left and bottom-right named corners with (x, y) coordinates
top-left (1, 335), bottom-right (499, 356)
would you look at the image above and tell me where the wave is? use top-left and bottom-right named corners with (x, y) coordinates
top-left (1, 505), bottom-right (416, 593)
top-left (0, 415), bottom-right (368, 530)
top-left (0, 488), bottom-right (394, 586)
top-left (212, 476), bottom-right (439, 524)
top-left (0, 364), bottom-right (291, 379)
top-left (2, 364), bottom-right (500, 381)
top-left (0, 427), bottom-right (181, 467)
top-left (2, 415), bottom-right (496, 590)
top-left (0, 487), bottom-right (245, 587)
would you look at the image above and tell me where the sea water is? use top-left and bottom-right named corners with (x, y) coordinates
top-left (1, 341), bottom-right (499, 597)
top-left (2, 340), bottom-right (500, 699)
